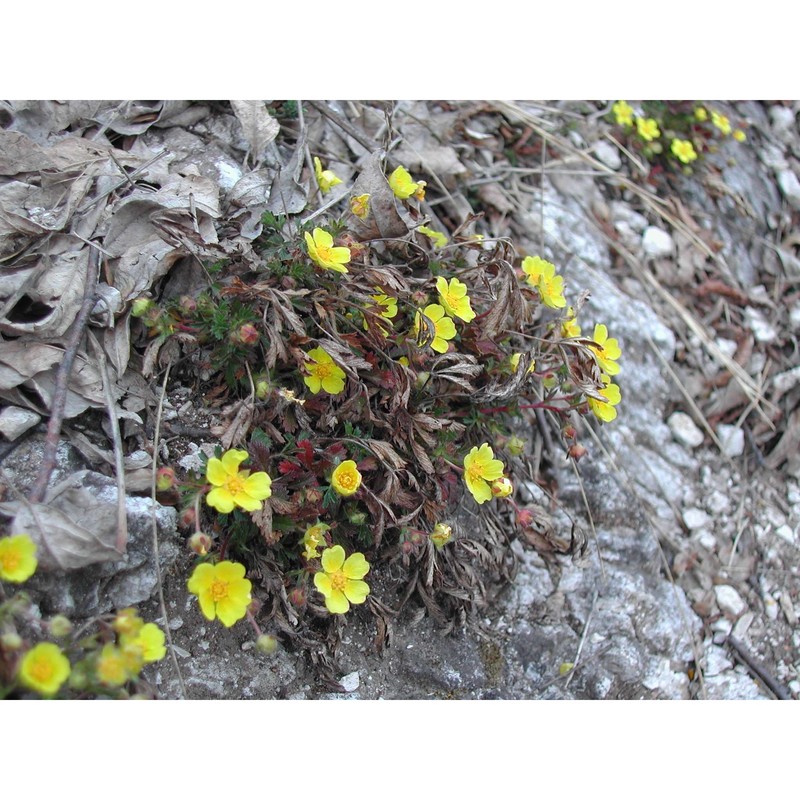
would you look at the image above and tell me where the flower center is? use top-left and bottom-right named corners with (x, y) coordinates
top-left (315, 362), bottom-right (334, 380)
top-left (330, 571), bottom-right (347, 592)
top-left (0, 551), bottom-right (19, 571)
top-left (317, 244), bottom-right (332, 261)
top-left (467, 464), bottom-right (484, 483)
top-left (31, 658), bottom-right (54, 683)
top-left (210, 579), bottom-right (229, 601)
top-left (338, 472), bottom-right (356, 490)
top-left (225, 475), bottom-right (245, 496)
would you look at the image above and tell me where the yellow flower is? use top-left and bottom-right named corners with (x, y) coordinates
top-left (636, 117), bottom-right (661, 142)
top-left (733, 129), bottom-right (747, 143)
top-left (536, 263), bottom-right (567, 309)
top-left (330, 460), bottom-right (362, 497)
top-left (206, 449), bottom-right (272, 514)
top-left (509, 353), bottom-right (535, 374)
top-left (413, 304), bottom-right (457, 354)
top-left (711, 110), bottom-right (731, 136)
top-left (18, 642), bottom-right (71, 697)
top-left (303, 346), bottom-right (346, 395)
top-left (95, 644), bottom-right (132, 687)
top-left (694, 106), bottom-right (708, 122)
top-left (350, 193), bottom-right (371, 219)
top-left (431, 522), bottom-right (453, 549)
top-left (302, 522), bottom-right (330, 560)
top-left (590, 323), bottom-right (622, 376)
top-left (313, 156), bottom-right (343, 195)
top-left (304, 228), bottom-right (351, 274)
top-left (187, 560), bottom-right (252, 627)
top-left (463, 443), bottom-right (506, 505)
top-left (561, 308), bottom-right (582, 338)
top-left (313, 545), bottom-right (370, 614)
top-left (491, 476), bottom-right (513, 498)
top-left (521, 255), bottom-right (555, 287)
top-left (587, 375), bottom-right (622, 423)
top-left (120, 623), bottom-right (166, 664)
top-left (612, 100), bottom-right (635, 127)
top-left (671, 138), bottom-right (698, 164)
top-left (0, 534), bottom-right (37, 583)
top-left (418, 225), bottom-right (448, 248)
top-left (436, 276), bottom-right (476, 322)
top-left (389, 166), bottom-right (425, 200)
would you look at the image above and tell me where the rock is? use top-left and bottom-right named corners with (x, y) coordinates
top-left (706, 490), bottom-right (730, 515)
top-left (0, 406), bottom-right (41, 440)
top-left (777, 169), bottom-right (800, 210)
top-left (668, 411), bottom-right (704, 448)
top-left (338, 671), bottom-right (360, 693)
top-left (642, 226), bottom-right (674, 258)
top-left (769, 106), bottom-right (796, 140)
top-left (714, 584), bottom-right (747, 617)
top-left (704, 644), bottom-right (733, 676)
top-left (611, 201), bottom-right (648, 232)
top-left (593, 140), bottom-right (622, 170)
top-left (744, 307), bottom-right (778, 343)
top-left (683, 508), bottom-right (712, 531)
top-left (716, 424), bottom-right (745, 458)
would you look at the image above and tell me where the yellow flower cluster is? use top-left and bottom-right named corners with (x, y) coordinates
top-left (462, 443), bottom-right (512, 505)
top-left (587, 323), bottom-right (622, 422)
top-left (521, 256), bottom-right (566, 309)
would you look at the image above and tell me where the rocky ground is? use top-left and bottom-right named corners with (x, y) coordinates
top-left (1, 100), bottom-right (798, 699)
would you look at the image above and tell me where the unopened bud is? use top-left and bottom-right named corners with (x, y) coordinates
top-left (491, 477), bottom-right (513, 498)
top-left (254, 376), bottom-right (270, 400)
top-left (179, 295), bottom-right (197, 313)
top-left (49, 615), bottom-right (73, 638)
top-left (288, 588), bottom-right (306, 608)
top-left (563, 425), bottom-right (577, 440)
top-left (131, 297), bottom-right (154, 318)
top-left (233, 323), bottom-right (260, 346)
top-left (188, 532), bottom-right (213, 556)
top-left (113, 608), bottom-right (143, 637)
top-left (0, 631), bottom-right (23, 651)
top-left (516, 508), bottom-right (534, 528)
top-left (179, 507), bottom-right (196, 529)
top-left (347, 507), bottom-right (367, 526)
top-left (567, 444), bottom-right (588, 462)
top-left (507, 435), bottom-right (525, 456)
top-left (256, 635), bottom-right (279, 656)
top-left (431, 522), bottom-right (453, 550)
top-left (156, 467), bottom-right (176, 492)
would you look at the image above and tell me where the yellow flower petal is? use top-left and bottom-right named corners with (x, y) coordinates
top-left (343, 580), bottom-right (370, 605)
top-left (324, 589), bottom-right (350, 614)
top-left (321, 544), bottom-right (346, 573)
top-left (342, 552), bottom-right (370, 580)
top-left (206, 487), bottom-right (236, 514)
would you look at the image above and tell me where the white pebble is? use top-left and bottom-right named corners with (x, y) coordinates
top-left (706, 491), bottom-right (730, 515)
top-left (765, 595), bottom-right (779, 621)
top-left (716, 424), bottom-right (745, 458)
top-left (684, 507), bottom-right (712, 530)
top-left (339, 671), bottom-right (360, 692)
top-left (0, 406), bottom-right (41, 441)
top-left (668, 411), bottom-right (704, 448)
top-left (777, 169), bottom-right (800, 211)
top-left (642, 226), bottom-right (675, 258)
top-left (744, 307), bottom-right (778, 343)
top-left (696, 530), bottom-right (717, 550)
top-left (715, 338), bottom-right (738, 359)
top-left (715, 584), bottom-right (747, 617)
top-left (593, 140), bottom-right (622, 170)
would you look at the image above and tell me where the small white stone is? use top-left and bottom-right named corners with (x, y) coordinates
top-left (339, 671), bottom-right (360, 692)
top-left (706, 490), bottom-right (730, 515)
top-left (715, 338), bottom-right (738, 359)
top-left (705, 645), bottom-right (733, 677)
top-left (642, 226), bottom-right (675, 258)
top-left (790, 304), bottom-right (800, 332)
top-left (593, 140), bottom-right (622, 170)
top-left (0, 406), bottom-right (41, 441)
top-left (715, 584), bottom-right (747, 617)
top-left (732, 611), bottom-right (754, 639)
top-left (716, 424), bottom-right (745, 458)
top-left (744, 307), bottom-right (778, 343)
top-left (769, 106), bottom-right (796, 136)
top-left (696, 530), bottom-right (717, 550)
top-left (789, 680), bottom-right (800, 697)
top-left (711, 617), bottom-right (733, 636)
top-left (684, 507), bottom-right (712, 530)
top-left (777, 169), bottom-right (800, 211)
top-left (667, 411), bottom-right (705, 448)
top-left (611, 201), bottom-right (648, 232)
top-left (765, 595), bottom-right (779, 621)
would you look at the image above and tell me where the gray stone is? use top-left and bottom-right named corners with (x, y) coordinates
top-left (593, 140), bottom-right (622, 170)
top-left (0, 406), bottom-right (41, 440)
top-left (744, 307), bottom-right (778, 343)
top-left (642, 226), bottom-right (675, 257)
top-left (668, 411), bottom-right (704, 448)
top-left (777, 169), bottom-right (800, 210)
top-left (715, 584), bottom-right (747, 617)
top-left (769, 106), bottom-right (796, 140)
top-left (683, 508), bottom-right (712, 531)
top-left (716, 424), bottom-right (745, 458)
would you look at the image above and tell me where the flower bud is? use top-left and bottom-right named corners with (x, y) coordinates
top-left (431, 523), bottom-right (453, 550)
top-left (288, 588), bottom-right (306, 608)
top-left (0, 631), bottom-right (23, 651)
top-left (516, 508), bottom-right (534, 528)
top-left (156, 467), bottom-right (176, 492)
top-left (256, 635), bottom-right (279, 656)
top-left (179, 295), bottom-right (197, 313)
top-left (346, 507), bottom-right (367, 526)
top-left (507, 435), bottom-right (525, 456)
top-left (179, 507), bottom-right (196, 529)
top-left (188, 532), bottom-right (213, 556)
top-left (233, 323), bottom-right (260, 346)
top-left (254, 376), bottom-right (270, 400)
top-left (131, 297), bottom-right (154, 318)
top-left (567, 444), bottom-right (588, 462)
top-left (113, 608), bottom-right (143, 637)
top-left (491, 477), bottom-right (514, 498)
top-left (410, 530), bottom-right (425, 546)
top-left (563, 425), bottom-right (577, 440)
top-left (49, 615), bottom-right (73, 638)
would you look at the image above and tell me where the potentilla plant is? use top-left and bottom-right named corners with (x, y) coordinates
top-left (154, 158), bottom-right (623, 656)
